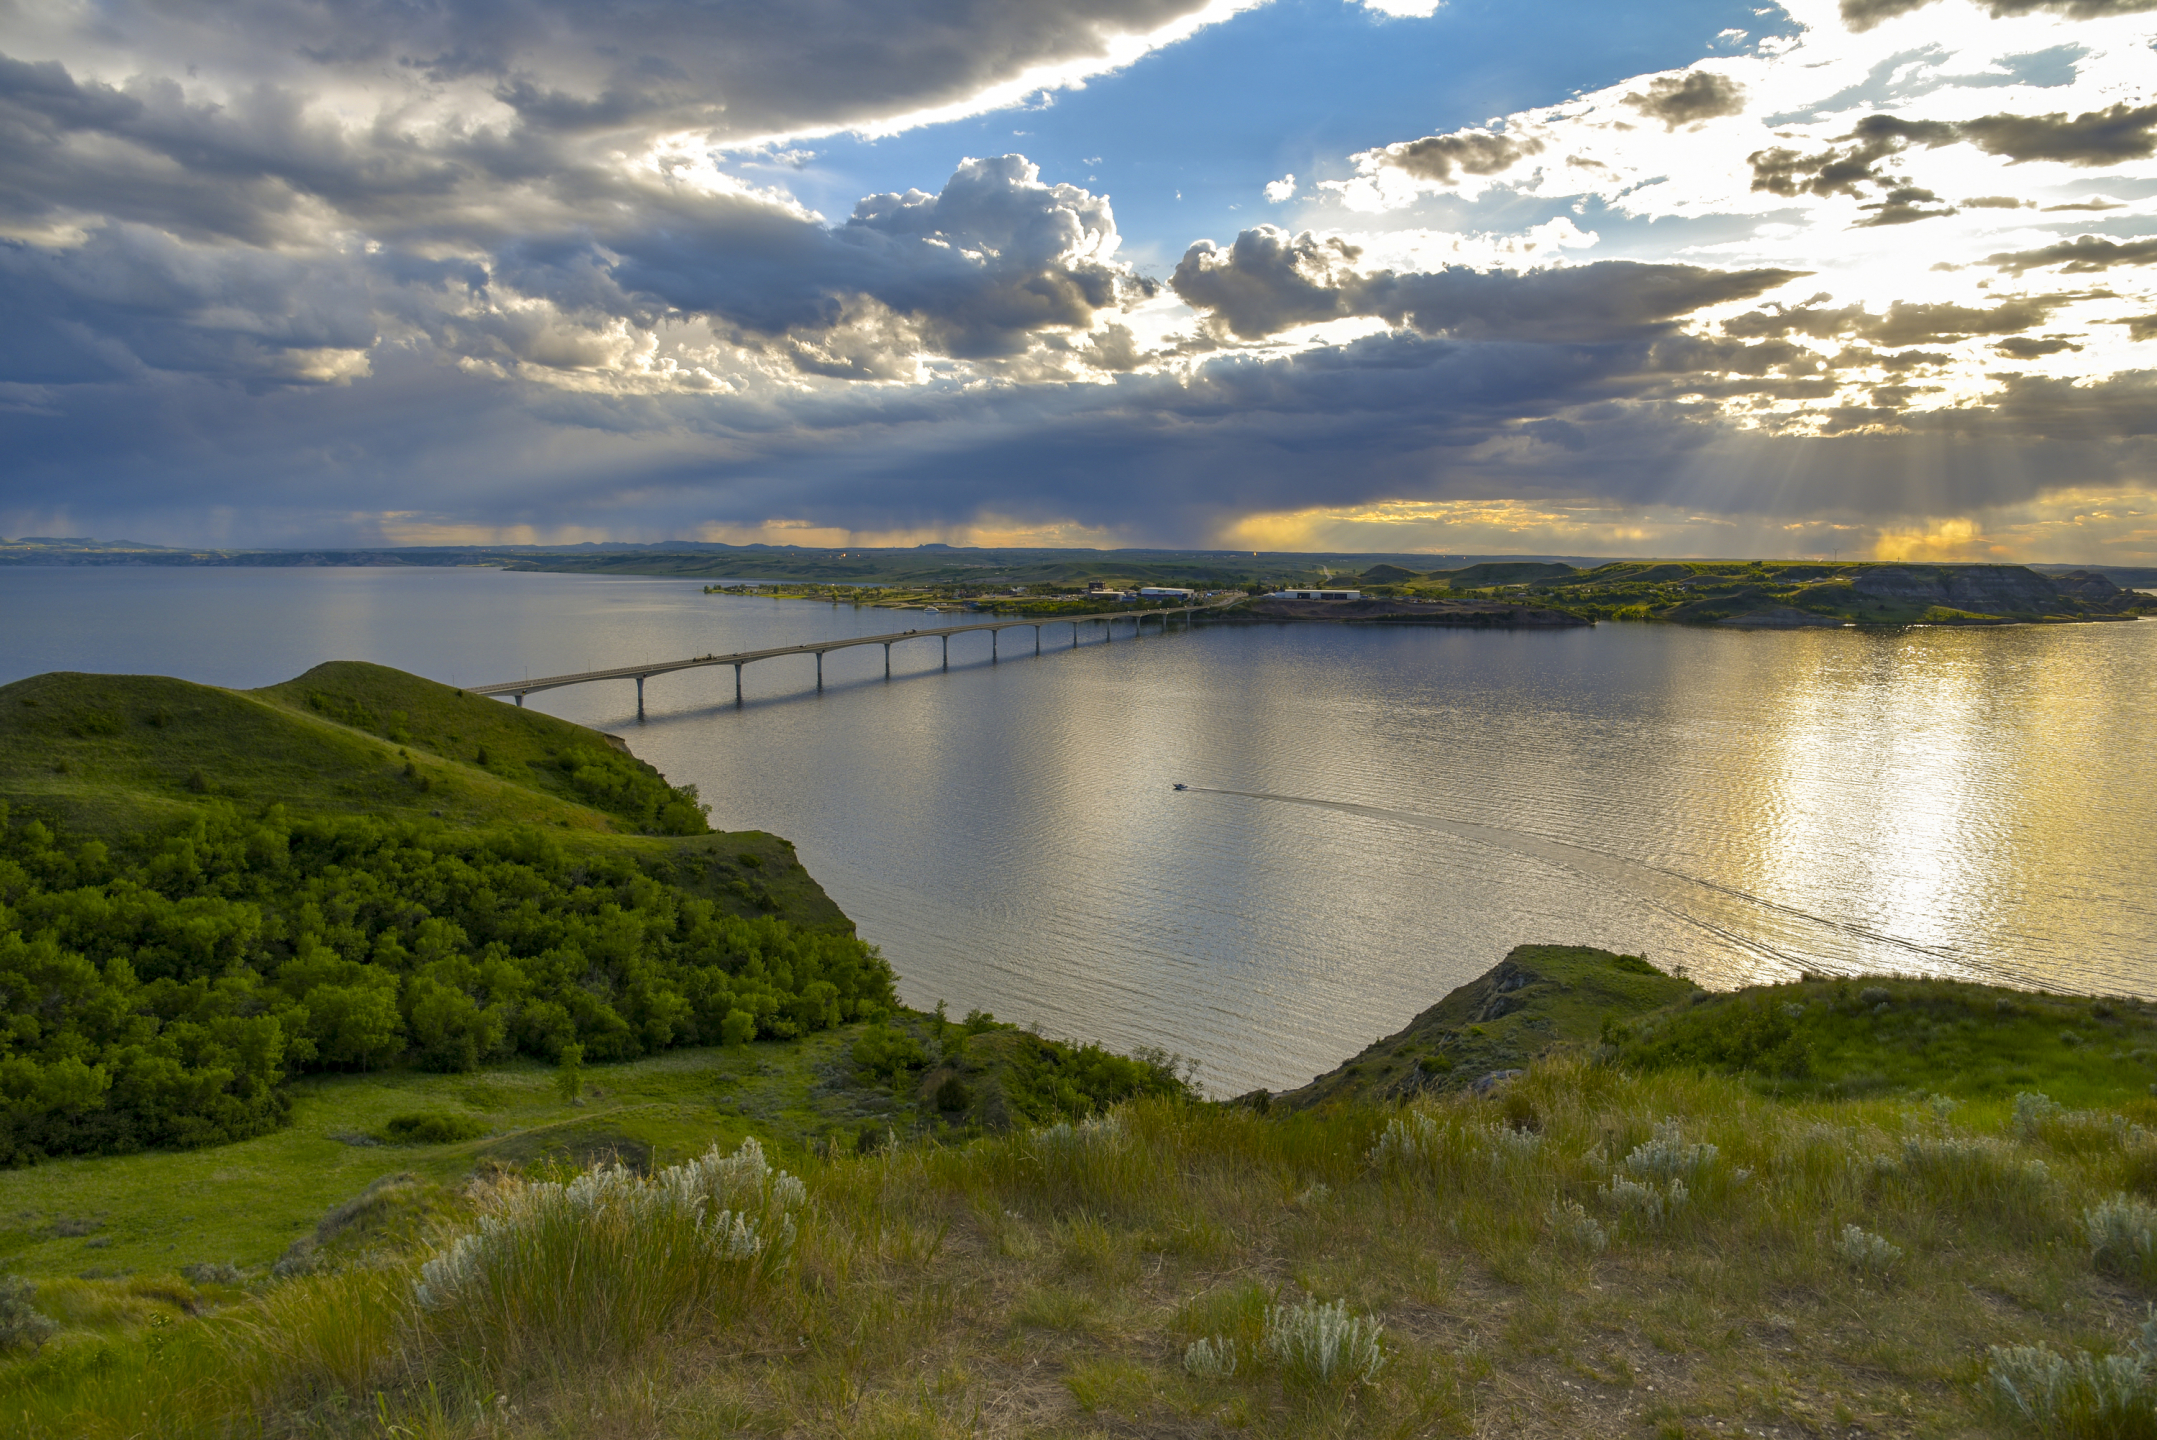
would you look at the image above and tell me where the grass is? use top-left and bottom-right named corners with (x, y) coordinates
top-left (7, 1054), bottom-right (2157, 1437)
top-left (0, 1004), bottom-right (1183, 1284)
top-left (0, 663), bottom-right (846, 929)
top-left (1612, 974), bottom-right (2157, 1107)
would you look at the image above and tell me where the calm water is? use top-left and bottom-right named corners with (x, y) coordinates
top-left (3, 565), bottom-right (2152, 1094)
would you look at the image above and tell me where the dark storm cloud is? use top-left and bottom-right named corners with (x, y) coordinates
top-left (1985, 234), bottom-right (2157, 274)
top-left (1622, 71), bottom-right (1747, 130)
top-left (1367, 130), bottom-right (1545, 185)
top-left (8, 298), bottom-right (2155, 547)
top-left (29, 0), bottom-right (1224, 144)
top-left (0, 224), bottom-right (378, 384)
top-left (0, 147), bottom-right (1149, 386)
top-left (1170, 226), bottom-right (1805, 343)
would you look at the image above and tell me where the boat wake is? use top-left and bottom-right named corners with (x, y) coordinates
top-left (1183, 786), bottom-right (2013, 984)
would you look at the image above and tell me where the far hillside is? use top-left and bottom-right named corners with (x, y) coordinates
top-left (1351, 560), bottom-right (2154, 626)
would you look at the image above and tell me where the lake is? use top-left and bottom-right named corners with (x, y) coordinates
top-left (2, 564), bottom-right (2151, 1094)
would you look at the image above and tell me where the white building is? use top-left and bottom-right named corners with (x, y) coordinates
top-left (1138, 586), bottom-right (1195, 599)
top-left (1273, 588), bottom-right (1361, 600)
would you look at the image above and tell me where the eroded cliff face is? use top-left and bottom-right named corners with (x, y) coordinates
top-left (1850, 565), bottom-right (2066, 614)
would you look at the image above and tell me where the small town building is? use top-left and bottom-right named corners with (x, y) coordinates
top-left (1138, 586), bottom-right (1195, 598)
top-left (1273, 588), bottom-right (1361, 600)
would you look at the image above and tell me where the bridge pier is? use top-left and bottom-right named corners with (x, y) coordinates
top-left (816, 651), bottom-right (823, 691)
top-left (1034, 625), bottom-right (1041, 656)
top-left (635, 675), bottom-right (645, 719)
top-left (883, 642), bottom-right (891, 679)
top-left (942, 633), bottom-right (949, 670)
top-left (514, 693), bottom-right (524, 707)
top-left (992, 629), bottom-right (998, 662)
top-left (734, 663), bottom-right (743, 707)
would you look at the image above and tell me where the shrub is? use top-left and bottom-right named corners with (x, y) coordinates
top-left (2088, 1195), bottom-right (2157, 1287)
top-left (934, 1075), bottom-right (972, 1111)
top-left (1835, 1224), bottom-right (1904, 1276)
top-left (1986, 1343), bottom-right (2156, 1437)
top-left (0, 1274), bottom-right (56, 1353)
top-left (381, 1113), bottom-right (488, 1145)
top-left (1262, 1298), bottom-right (1384, 1387)
top-left (2017, 1091), bottom-right (2069, 1141)
top-left (854, 1025), bottom-right (927, 1080)
top-left (1625, 1120), bottom-right (1718, 1182)
top-left (1601, 1173), bottom-right (1688, 1226)
top-left (414, 1138), bottom-right (804, 1369)
top-left (180, 1261), bottom-right (245, 1287)
top-left (1184, 1336), bottom-right (1240, 1380)
top-left (1549, 1198), bottom-right (1609, 1254)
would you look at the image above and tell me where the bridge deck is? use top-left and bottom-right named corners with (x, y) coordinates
top-left (467, 603), bottom-right (1212, 698)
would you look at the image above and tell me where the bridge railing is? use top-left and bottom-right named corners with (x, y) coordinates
top-left (470, 598), bottom-right (1234, 711)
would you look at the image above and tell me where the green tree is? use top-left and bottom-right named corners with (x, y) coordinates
top-left (554, 1043), bottom-right (584, 1104)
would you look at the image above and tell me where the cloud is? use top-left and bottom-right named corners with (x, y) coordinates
top-left (1843, 0), bottom-right (2157, 28)
top-left (1839, 0), bottom-right (1942, 30)
top-left (1171, 225), bottom-right (1805, 342)
top-left (1353, 0), bottom-right (1447, 16)
top-left (1957, 102), bottom-right (2157, 165)
top-left (1364, 128), bottom-right (1545, 185)
top-left (1986, 234), bottom-right (2157, 274)
top-left (10, 0), bottom-right (1245, 147)
top-left (1623, 71), bottom-right (1748, 130)
top-left (1726, 295), bottom-right (2067, 345)
top-left (1264, 174), bottom-right (1296, 202)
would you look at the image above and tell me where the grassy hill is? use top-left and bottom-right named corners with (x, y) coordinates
top-left (0, 663), bottom-right (904, 1167)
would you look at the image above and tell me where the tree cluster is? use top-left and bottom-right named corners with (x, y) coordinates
top-left (0, 804), bottom-right (895, 1164)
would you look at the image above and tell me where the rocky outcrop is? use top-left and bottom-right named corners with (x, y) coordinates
top-left (1264, 945), bottom-right (1696, 1112)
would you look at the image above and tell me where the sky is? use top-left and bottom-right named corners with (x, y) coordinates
top-left (3, 0), bottom-right (2155, 561)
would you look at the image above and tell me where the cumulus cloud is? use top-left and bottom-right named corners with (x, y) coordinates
top-left (1623, 71), bottom-right (1749, 130)
top-left (1365, 128), bottom-right (1545, 185)
top-left (1264, 174), bottom-right (1296, 202)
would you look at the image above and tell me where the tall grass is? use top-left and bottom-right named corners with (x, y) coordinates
top-left (413, 1139), bottom-right (805, 1374)
top-left (8, 1057), bottom-right (2157, 1437)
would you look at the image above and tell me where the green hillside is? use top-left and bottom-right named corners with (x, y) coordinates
top-left (0, 663), bottom-right (889, 1166)
top-left (1352, 560), bottom-right (2156, 626)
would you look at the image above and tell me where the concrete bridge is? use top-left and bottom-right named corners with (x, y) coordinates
top-left (468, 601), bottom-right (1221, 715)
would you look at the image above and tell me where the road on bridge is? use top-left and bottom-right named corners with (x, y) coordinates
top-left (468, 597), bottom-right (1242, 713)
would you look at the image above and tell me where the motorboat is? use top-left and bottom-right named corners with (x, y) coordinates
top-left (1172, 783), bottom-right (1188, 791)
